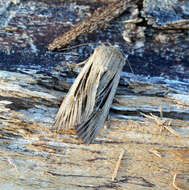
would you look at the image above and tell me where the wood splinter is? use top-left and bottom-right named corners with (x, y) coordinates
top-left (48, 0), bottom-right (137, 50)
top-left (53, 44), bottom-right (126, 144)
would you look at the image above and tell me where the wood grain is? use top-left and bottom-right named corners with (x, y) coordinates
top-left (0, 70), bottom-right (189, 189)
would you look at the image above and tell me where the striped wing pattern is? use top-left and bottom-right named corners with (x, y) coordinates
top-left (54, 45), bottom-right (125, 143)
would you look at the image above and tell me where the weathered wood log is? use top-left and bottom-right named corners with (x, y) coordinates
top-left (0, 1), bottom-right (189, 189)
top-left (0, 68), bottom-right (188, 189)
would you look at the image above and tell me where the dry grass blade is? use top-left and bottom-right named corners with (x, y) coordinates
top-left (148, 149), bottom-right (162, 158)
top-left (7, 157), bottom-right (19, 175)
top-left (163, 122), bottom-right (181, 138)
top-left (48, 0), bottom-right (137, 50)
top-left (142, 113), bottom-right (181, 137)
top-left (54, 44), bottom-right (125, 144)
top-left (173, 174), bottom-right (182, 190)
top-left (112, 149), bottom-right (125, 181)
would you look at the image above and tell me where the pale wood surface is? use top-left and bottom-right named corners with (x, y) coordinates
top-left (0, 70), bottom-right (188, 189)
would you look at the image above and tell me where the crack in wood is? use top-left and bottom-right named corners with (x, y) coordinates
top-left (47, 171), bottom-right (106, 179)
top-left (117, 176), bottom-right (155, 187)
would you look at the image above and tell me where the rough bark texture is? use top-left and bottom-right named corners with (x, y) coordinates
top-left (48, 0), bottom-right (138, 50)
top-left (142, 0), bottom-right (189, 29)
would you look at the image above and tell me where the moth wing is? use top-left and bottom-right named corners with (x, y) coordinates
top-left (76, 69), bottom-right (122, 144)
top-left (54, 59), bottom-right (103, 131)
top-left (54, 45), bottom-right (125, 144)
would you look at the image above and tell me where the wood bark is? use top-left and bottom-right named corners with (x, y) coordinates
top-left (48, 0), bottom-right (138, 50)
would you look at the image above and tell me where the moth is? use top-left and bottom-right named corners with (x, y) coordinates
top-left (54, 45), bottom-right (125, 144)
